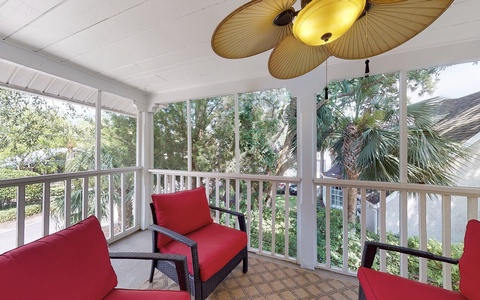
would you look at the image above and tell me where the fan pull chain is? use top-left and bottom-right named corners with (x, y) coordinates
top-left (364, 10), bottom-right (370, 78)
top-left (365, 59), bottom-right (370, 78)
top-left (324, 59), bottom-right (328, 100)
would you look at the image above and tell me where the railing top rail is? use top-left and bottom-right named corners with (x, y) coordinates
top-left (148, 169), bottom-right (301, 183)
top-left (314, 178), bottom-right (480, 197)
top-left (0, 167), bottom-right (141, 188)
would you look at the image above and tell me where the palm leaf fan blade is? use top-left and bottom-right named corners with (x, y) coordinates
top-left (211, 0), bottom-right (296, 59)
top-left (269, 35), bottom-right (330, 79)
top-left (369, 0), bottom-right (407, 3)
top-left (328, 0), bottom-right (454, 59)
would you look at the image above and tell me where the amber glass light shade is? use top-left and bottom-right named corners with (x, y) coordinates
top-left (293, 0), bottom-right (365, 46)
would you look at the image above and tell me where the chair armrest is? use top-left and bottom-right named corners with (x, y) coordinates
top-left (109, 252), bottom-right (189, 292)
top-left (361, 241), bottom-right (459, 269)
top-left (148, 224), bottom-right (197, 248)
top-left (209, 205), bottom-right (247, 232)
top-left (148, 224), bottom-right (202, 286)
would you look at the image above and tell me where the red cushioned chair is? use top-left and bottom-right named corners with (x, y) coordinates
top-left (357, 219), bottom-right (480, 300)
top-left (149, 186), bottom-right (248, 300)
top-left (0, 215), bottom-right (190, 300)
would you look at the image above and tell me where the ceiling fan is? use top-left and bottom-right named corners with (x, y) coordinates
top-left (211, 0), bottom-right (454, 79)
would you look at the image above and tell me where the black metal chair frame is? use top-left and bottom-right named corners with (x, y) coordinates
top-left (149, 203), bottom-right (248, 300)
top-left (358, 241), bottom-right (459, 300)
top-left (110, 251), bottom-right (189, 293)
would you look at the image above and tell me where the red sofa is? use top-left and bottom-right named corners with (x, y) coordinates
top-left (357, 219), bottom-right (480, 300)
top-left (0, 215), bottom-right (190, 300)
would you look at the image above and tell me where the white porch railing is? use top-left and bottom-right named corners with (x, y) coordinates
top-left (3, 167), bottom-right (478, 291)
top-left (149, 169), bottom-right (480, 291)
top-left (0, 167), bottom-right (141, 254)
top-left (315, 178), bottom-right (480, 290)
top-left (149, 169), bottom-right (301, 263)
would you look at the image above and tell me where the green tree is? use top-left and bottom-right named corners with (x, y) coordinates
top-left (50, 113), bottom-right (136, 227)
top-left (102, 112), bottom-right (136, 167)
top-left (154, 90), bottom-right (293, 176)
top-left (239, 90), bottom-right (289, 175)
top-left (191, 96), bottom-right (235, 173)
top-left (154, 102), bottom-right (188, 170)
top-left (319, 69), bottom-right (468, 223)
top-left (0, 88), bottom-right (92, 174)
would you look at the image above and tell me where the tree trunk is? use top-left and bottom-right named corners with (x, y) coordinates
top-left (342, 123), bottom-right (360, 224)
top-left (274, 97), bottom-right (297, 176)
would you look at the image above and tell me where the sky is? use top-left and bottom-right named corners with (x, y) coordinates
top-left (412, 61), bottom-right (480, 102)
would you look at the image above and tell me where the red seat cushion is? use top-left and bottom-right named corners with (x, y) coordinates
top-left (105, 289), bottom-right (190, 300)
top-left (160, 223), bottom-right (247, 281)
top-left (459, 219), bottom-right (480, 300)
top-left (358, 267), bottom-right (466, 300)
top-left (0, 216), bottom-right (117, 300)
top-left (152, 186), bottom-right (213, 248)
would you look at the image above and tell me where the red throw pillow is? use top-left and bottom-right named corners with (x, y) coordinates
top-left (459, 219), bottom-right (480, 300)
top-left (151, 186), bottom-right (213, 247)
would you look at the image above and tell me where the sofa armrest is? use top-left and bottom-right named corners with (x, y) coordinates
top-left (209, 205), bottom-right (247, 232)
top-left (110, 252), bottom-right (189, 292)
top-left (361, 241), bottom-right (459, 269)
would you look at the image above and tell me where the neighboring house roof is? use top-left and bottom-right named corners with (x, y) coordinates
top-left (433, 91), bottom-right (480, 143)
top-left (322, 163), bottom-right (343, 179)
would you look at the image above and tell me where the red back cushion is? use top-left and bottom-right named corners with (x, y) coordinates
top-left (152, 186), bottom-right (213, 247)
top-left (0, 216), bottom-right (117, 300)
top-left (459, 219), bottom-right (480, 300)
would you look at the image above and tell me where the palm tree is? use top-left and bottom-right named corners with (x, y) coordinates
top-left (50, 146), bottom-right (135, 228)
top-left (320, 72), bottom-right (468, 223)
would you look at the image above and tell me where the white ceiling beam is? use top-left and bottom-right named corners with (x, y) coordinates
top-left (0, 39), bottom-right (150, 104)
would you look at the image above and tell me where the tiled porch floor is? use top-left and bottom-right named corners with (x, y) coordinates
top-left (109, 230), bottom-right (359, 300)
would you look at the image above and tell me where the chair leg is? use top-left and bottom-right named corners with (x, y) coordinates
top-left (149, 260), bottom-right (156, 283)
top-left (358, 286), bottom-right (366, 300)
top-left (243, 255), bottom-right (248, 273)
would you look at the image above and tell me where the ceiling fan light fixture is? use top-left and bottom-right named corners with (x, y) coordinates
top-left (293, 0), bottom-right (366, 46)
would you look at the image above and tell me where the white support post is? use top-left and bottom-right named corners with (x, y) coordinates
top-left (187, 100), bottom-right (192, 172)
top-left (399, 70), bottom-right (408, 183)
top-left (399, 70), bottom-right (409, 277)
top-left (419, 192), bottom-right (428, 283)
top-left (293, 89), bottom-right (318, 270)
top-left (442, 195), bottom-right (452, 289)
top-left (16, 185), bottom-right (26, 247)
top-left (235, 93), bottom-right (240, 174)
top-left (95, 91), bottom-right (102, 218)
top-left (139, 110), bottom-right (154, 229)
top-left (43, 182), bottom-right (51, 236)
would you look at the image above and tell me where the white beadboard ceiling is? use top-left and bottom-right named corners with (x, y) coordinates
top-left (0, 0), bottom-right (479, 116)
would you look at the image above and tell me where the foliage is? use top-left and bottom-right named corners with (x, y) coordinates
top-left (239, 90), bottom-right (291, 175)
top-left (0, 204), bottom-right (42, 222)
top-left (51, 147), bottom-right (136, 226)
top-left (317, 207), bottom-right (463, 291)
top-left (324, 71), bottom-right (467, 184)
top-left (407, 236), bottom-right (462, 290)
top-left (216, 197), bottom-right (461, 291)
top-left (0, 88), bottom-right (137, 229)
top-left (0, 88), bottom-right (94, 174)
top-left (0, 168), bottom-right (42, 209)
top-left (154, 89), bottom-right (294, 176)
top-left (192, 96), bottom-right (235, 172)
top-left (231, 192), bottom-right (298, 257)
top-left (154, 102), bottom-right (189, 170)
top-left (317, 69), bottom-right (469, 222)
top-left (101, 112), bottom-right (136, 168)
